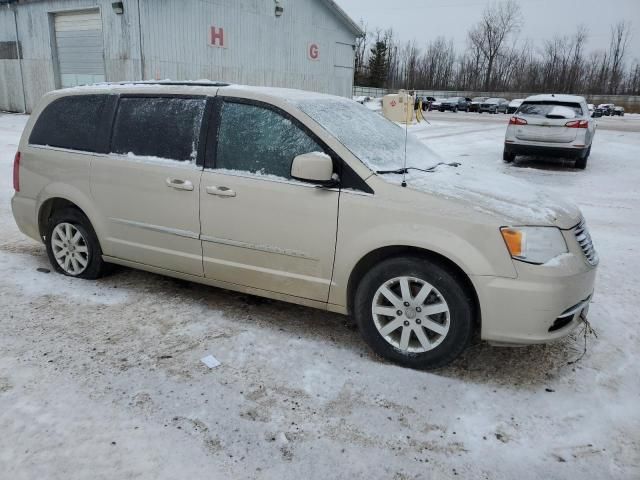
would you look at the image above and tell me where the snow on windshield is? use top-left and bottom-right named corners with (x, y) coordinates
top-left (295, 97), bottom-right (441, 172)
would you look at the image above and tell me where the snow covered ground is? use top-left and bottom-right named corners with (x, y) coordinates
top-left (1, 111), bottom-right (639, 479)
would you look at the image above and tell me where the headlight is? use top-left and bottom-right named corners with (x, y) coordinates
top-left (500, 226), bottom-right (568, 264)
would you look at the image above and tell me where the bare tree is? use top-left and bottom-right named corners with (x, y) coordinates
top-left (469, 0), bottom-right (522, 90)
top-left (354, 21), bottom-right (369, 86)
top-left (608, 21), bottom-right (632, 93)
top-left (352, 18), bottom-right (637, 96)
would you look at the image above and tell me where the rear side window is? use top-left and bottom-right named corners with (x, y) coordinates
top-left (29, 95), bottom-right (108, 152)
top-left (111, 97), bottom-right (206, 162)
top-left (518, 101), bottom-right (584, 117)
top-left (215, 101), bottom-right (322, 179)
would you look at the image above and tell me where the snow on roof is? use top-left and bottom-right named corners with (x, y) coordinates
top-left (53, 81), bottom-right (344, 103)
top-left (524, 94), bottom-right (586, 103)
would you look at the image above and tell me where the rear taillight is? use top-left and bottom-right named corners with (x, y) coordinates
top-left (565, 120), bottom-right (589, 128)
top-left (509, 116), bottom-right (527, 125)
top-left (13, 151), bottom-right (20, 192)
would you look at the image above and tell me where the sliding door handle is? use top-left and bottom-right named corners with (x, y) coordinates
top-left (206, 186), bottom-right (236, 197)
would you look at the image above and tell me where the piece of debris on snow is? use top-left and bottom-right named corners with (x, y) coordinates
top-left (201, 355), bottom-right (221, 369)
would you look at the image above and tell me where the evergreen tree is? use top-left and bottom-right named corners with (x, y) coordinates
top-left (368, 39), bottom-right (389, 88)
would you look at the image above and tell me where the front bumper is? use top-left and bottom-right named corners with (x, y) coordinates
top-left (472, 248), bottom-right (597, 345)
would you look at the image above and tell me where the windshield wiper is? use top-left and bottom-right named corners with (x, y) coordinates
top-left (375, 162), bottom-right (461, 175)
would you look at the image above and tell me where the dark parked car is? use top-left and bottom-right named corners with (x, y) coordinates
top-left (439, 97), bottom-right (471, 112)
top-left (415, 96), bottom-right (436, 111)
top-left (478, 98), bottom-right (509, 113)
top-left (469, 96), bottom-right (488, 112)
top-left (612, 106), bottom-right (625, 116)
top-left (506, 98), bottom-right (524, 114)
top-left (596, 104), bottom-right (614, 116)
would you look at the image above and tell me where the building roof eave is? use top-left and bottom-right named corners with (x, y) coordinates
top-left (321, 0), bottom-right (364, 38)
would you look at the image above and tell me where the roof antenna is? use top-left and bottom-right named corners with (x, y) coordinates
top-left (402, 93), bottom-right (409, 187)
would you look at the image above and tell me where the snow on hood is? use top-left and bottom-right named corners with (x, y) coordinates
top-left (386, 165), bottom-right (581, 229)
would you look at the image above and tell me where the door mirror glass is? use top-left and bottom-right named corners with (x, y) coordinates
top-left (291, 152), bottom-right (334, 183)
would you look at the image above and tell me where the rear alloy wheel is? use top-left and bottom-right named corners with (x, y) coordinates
top-left (46, 208), bottom-right (106, 279)
top-left (354, 257), bottom-right (473, 369)
top-left (51, 223), bottom-right (90, 276)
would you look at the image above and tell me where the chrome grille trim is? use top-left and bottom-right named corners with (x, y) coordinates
top-left (574, 219), bottom-right (598, 266)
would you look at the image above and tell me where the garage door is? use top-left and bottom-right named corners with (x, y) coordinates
top-left (54, 10), bottom-right (105, 88)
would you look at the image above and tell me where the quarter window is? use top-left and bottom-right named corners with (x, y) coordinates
top-left (216, 101), bottom-right (323, 179)
top-left (29, 94), bottom-right (108, 152)
top-left (111, 97), bottom-right (206, 162)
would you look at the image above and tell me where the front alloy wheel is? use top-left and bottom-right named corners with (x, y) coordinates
top-left (372, 276), bottom-right (450, 353)
top-left (354, 256), bottom-right (474, 369)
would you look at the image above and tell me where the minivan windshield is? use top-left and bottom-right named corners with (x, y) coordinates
top-left (296, 98), bottom-right (440, 172)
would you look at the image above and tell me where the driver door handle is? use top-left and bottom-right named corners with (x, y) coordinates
top-left (206, 186), bottom-right (236, 197)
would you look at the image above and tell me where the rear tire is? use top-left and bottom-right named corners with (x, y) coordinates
top-left (45, 208), bottom-right (106, 279)
top-left (354, 256), bottom-right (474, 370)
top-left (575, 146), bottom-right (590, 169)
top-left (503, 149), bottom-right (516, 163)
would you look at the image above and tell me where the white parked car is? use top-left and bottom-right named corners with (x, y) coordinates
top-left (506, 98), bottom-right (524, 114)
top-left (11, 82), bottom-right (598, 369)
top-left (504, 94), bottom-right (596, 169)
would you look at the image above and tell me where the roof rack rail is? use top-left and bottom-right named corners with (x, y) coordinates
top-left (95, 80), bottom-right (230, 87)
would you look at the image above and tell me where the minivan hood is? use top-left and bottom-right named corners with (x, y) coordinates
top-left (388, 166), bottom-right (581, 229)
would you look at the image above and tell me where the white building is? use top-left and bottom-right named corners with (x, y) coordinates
top-left (0, 0), bottom-right (362, 112)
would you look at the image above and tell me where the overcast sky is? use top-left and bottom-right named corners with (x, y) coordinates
top-left (336, 0), bottom-right (640, 61)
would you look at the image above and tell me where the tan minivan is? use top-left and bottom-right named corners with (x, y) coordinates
top-left (11, 82), bottom-right (598, 369)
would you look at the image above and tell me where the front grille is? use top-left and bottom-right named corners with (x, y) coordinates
top-left (574, 219), bottom-right (598, 266)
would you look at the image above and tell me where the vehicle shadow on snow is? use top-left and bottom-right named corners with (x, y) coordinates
top-left (9, 243), bottom-right (586, 388)
top-left (105, 264), bottom-right (587, 387)
top-left (509, 155), bottom-right (582, 172)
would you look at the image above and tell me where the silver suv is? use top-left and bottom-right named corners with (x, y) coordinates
top-left (11, 82), bottom-right (598, 369)
top-left (504, 94), bottom-right (596, 169)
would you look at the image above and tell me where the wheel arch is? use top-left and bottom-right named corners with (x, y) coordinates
top-left (346, 245), bottom-right (481, 329)
top-left (38, 197), bottom-right (91, 240)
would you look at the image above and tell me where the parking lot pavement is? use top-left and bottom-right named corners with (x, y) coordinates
top-left (1, 112), bottom-right (639, 479)
top-left (422, 110), bottom-right (640, 132)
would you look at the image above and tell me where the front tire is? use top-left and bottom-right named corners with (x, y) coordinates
top-left (45, 208), bottom-right (106, 279)
top-left (354, 256), bottom-right (474, 369)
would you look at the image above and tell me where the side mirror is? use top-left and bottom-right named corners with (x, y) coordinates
top-left (291, 152), bottom-right (335, 184)
top-left (592, 111), bottom-right (602, 118)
